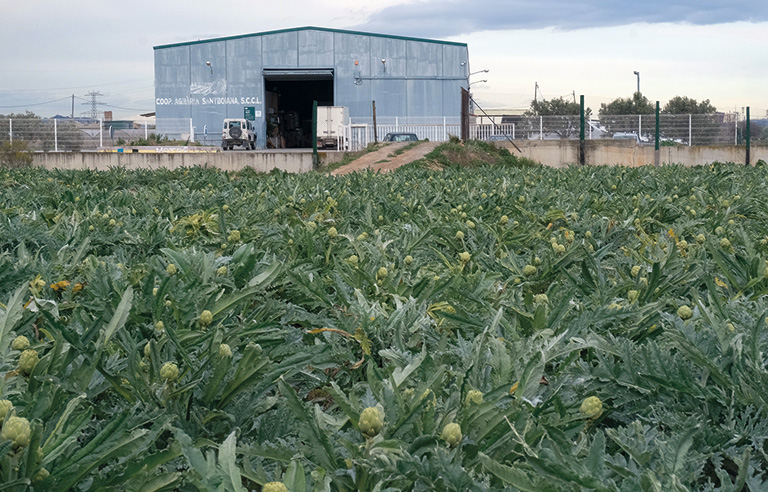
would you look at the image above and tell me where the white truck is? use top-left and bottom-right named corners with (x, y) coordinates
top-left (316, 106), bottom-right (348, 149)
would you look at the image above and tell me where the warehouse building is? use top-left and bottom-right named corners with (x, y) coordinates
top-left (153, 26), bottom-right (470, 148)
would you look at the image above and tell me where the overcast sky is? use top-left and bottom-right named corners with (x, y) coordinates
top-left (1, 0), bottom-right (765, 121)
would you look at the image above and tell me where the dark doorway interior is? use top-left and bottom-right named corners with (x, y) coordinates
top-left (264, 79), bottom-right (333, 148)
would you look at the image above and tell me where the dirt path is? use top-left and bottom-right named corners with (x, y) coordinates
top-left (331, 141), bottom-right (440, 175)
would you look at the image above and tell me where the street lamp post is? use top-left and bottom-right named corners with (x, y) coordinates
top-left (465, 68), bottom-right (489, 88)
top-left (633, 71), bottom-right (640, 93)
top-left (468, 69), bottom-right (489, 78)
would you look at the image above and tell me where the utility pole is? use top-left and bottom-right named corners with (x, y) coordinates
top-left (71, 94), bottom-right (75, 119)
top-left (534, 82), bottom-right (538, 103)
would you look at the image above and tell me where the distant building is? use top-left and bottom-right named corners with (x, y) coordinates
top-left (153, 26), bottom-right (471, 148)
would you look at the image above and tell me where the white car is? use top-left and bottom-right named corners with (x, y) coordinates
top-left (222, 119), bottom-right (256, 150)
top-left (612, 132), bottom-right (641, 143)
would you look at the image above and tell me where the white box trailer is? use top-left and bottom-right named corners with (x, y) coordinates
top-left (316, 106), bottom-right (348, 149)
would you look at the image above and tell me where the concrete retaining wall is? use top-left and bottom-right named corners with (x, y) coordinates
top-left (508, 140), bottom-right (768, 168)
top-left (32, 150), bottom-right (346, 173)
top-left (29, 142), bottom-right (767, 172)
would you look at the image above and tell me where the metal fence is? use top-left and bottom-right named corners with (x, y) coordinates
top-left (342, 113), bottom-right (749, 150)
top-left (2, 112), bottom-right (754, 152)
top-left (1, 117), bottom-right (153, 151)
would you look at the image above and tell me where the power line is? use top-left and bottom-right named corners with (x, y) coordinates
top-left (0, 96), bottom-right (72, 108)
top-left (0, 77), bottom-right (154, 92)
top-left (102, 103), bottom-right (153, 112)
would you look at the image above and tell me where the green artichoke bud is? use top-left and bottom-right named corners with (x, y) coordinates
top-left (11, 335), bottom-right (30, 351)
top-left (404, 255), bottom-right (413, 265)
top-left (144, 342), bottom-right (152, 358)
top-left (533, 294), bottom-right (548, 305)
top-left (720, 238), bottom-right (731, 249)
top-left (155, 321), bottom-right (165, 332)
top-left (327, 227), bottom-right (338, 239)
top-left (32, 468), bottom-right (49, 484)
top-left (465, 390), bottom-right (483, 406)
top-left (262, 482), bottom-right (289, 492)
top-left (166, 263), bottom-right (177, 275)
top-left (358, 406), bottom-right (384, 438)
top-left (347, 255), bottom-right (359, 265)
top-left (696, 233), bottom-right (706, 244)
top-left (219, 344), bottom-right (232, 358)
top-left (580, 396), bottom-right (603, 419)
top-left (631, 265), bottom-right (641, 277)
top-left (499, 215), bottom-right (509, 225)
top-left (455, 231), bottom-right (465, 240)
top-left (459, 252), bottom-right (471, 264)
top-left (523, 265), bottom-right (537, 277)
top-left (677, 305), bottom-right (693, 320)
top-left (200, 310), bottom-right (213, 326)
top-left (160, 362), bottom-right (179, 382)
top-left (0, 400), bottom-right (13, 423)
top-left (227, 230), bottom-right (241, 243)
top-left (441, 422), bottom-right (462, 447)
top-left (19, 349), bottom-right (39, 375)
top-left (376, 267), bottom-right (388, 279)
top-left (216, 266), bottom-right (228, 276)
top-left (627, 290), bottom-right (639, 303)
top-left (2, 416), bottom-right (31, 447)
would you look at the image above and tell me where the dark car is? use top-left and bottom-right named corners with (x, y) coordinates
top-left (383, 132), bottom-right (419, 142)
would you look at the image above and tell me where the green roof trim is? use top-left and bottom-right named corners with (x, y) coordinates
top-left (153, 26), bottom-right (467, 50)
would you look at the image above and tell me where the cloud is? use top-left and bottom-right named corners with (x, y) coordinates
top-left (355, 0), bottom-right (768, 38)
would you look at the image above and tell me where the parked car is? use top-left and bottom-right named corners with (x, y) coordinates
top-left (222, 118), bottom-right (256, 150)
top-left (486, 135), bottom-right (511, 141)
top-left (383, 132), bottom-right (418, 142)
top-left (612, 132), bottom-right (641, 143)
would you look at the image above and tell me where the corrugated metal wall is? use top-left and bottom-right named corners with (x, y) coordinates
top-left (154, 27), bottom-right (469, 147)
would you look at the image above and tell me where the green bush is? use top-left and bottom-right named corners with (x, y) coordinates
top-left (0, 140), bottom-right (33, 168)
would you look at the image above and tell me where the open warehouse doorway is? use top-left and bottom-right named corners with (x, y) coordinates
top-left (263, 69), bottom-right (334, 148)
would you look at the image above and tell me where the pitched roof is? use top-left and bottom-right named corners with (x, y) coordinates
top-left (153, 26), bottom-right (467, 50)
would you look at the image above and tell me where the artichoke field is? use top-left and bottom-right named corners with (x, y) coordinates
top-left (1, 159), bottom-right (768, 490)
